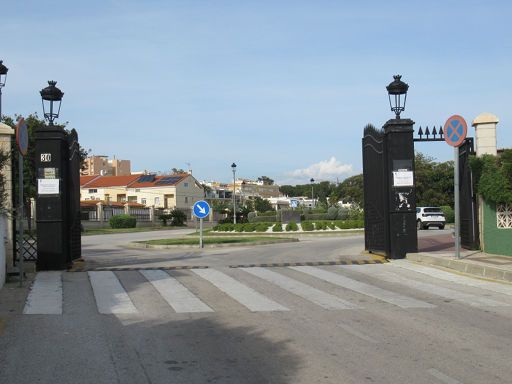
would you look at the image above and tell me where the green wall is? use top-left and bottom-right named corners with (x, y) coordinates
top-left (483, 200), bottom-right (512, 256)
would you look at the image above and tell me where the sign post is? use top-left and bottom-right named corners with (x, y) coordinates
top-left (16, 118), bottom-right (28, 286)
top-left (193, 200), bottom-right (210, 248)
top-left (444, 115), bottom-right (468, 259)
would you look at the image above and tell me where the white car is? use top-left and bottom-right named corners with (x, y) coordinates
top-left (416, 207), bottom-right (446, 230)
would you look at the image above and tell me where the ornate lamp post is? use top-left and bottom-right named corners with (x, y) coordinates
top-left (40, 80), bottom-right (64, 125)
top-left (231, 163), bottom-right (237, 224)
top-left (386, 75), bottom-right (409, 119)
top-left (35, 80), bottom-right (75, 270)
top-left (0, 60), bottom-right (8, 120)
top-left (310, 178), bottom-right (315, 207)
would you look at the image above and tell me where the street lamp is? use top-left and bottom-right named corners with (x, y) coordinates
top-left (310, 178), bottom-right (315, 208)
top-left (386, 75), bottom-right (409, 119)
top-left (0, 60), bottom-right (8, 120)
top-left (231, 162), bottom-right (237, 224)
top-left (40, 80), bottom-right (64, 125)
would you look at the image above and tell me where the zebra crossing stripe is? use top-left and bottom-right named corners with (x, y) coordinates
top-left (140, 270), bottom-right (213, 313)
top-left (241, 267), bottom-right (361, 310)
top-left (192, 269), bottom-right (289, 312)
top-left (88, 271), bottom-right (138, 314)
top-left (347, 264), bottom-right (509, 307)
top-left (393, 261), bottom-right (512, 297)
top-left (291, 266), bottom-right (435, 309)
top-left (23, 271), bottom-right (62, 315)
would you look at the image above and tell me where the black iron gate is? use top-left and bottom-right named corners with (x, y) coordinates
top-left (67, 129), bottom-right (82, 261)
top-left (459, 138), bottom-right (479, 249)
top-left (362, 125), bottom-right (389, 255)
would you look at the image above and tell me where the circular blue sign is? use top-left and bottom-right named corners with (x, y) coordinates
top-left (193, 200), bottom-right (210, 219)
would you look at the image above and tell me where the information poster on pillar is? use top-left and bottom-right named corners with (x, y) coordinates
top-left (38, 178), bottom-right (60, 195)
top-left (392, 170), bottom-right (414, 187)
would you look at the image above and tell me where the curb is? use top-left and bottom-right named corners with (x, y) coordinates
top-left (127, 238), bottom-right (299, 249)
top-left (229, 259), bottom-right (388, 269)
top-left (406, 253), bottom-right (512, 283)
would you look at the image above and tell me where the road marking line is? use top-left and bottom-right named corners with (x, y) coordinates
top-left (393, 260), bottom-right (512, 296)
top-left (428, 368), bottom-right (463, 384)
top-left (140, 270), bottom-right (213, 313)
top-left (337, 322), bottom-right (378, 343)
top-left (347, 264), bottom-right (509, 307)
top-left (192, 269), bottom-right (289, 312)
top-left (241, 267), bottom-right (361, 310)
top-left (88, 271), bottom-right (138, 314)
top-left (23, 271), bottom-right (62, 315)
top-left (291, 266), bottom-right (435, 309)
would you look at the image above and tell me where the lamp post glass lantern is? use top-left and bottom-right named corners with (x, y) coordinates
top-left (40, 80), bottom-right (64, 124)
top-left (231, 163), bottom-right (237, 224)
top-left (386, 75), bottom-right (408, 119)
top-left (0, 60), bottom-right (8, 119)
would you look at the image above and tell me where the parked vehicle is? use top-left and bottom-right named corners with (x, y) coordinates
top-left (416, 207), bottom-right (445, 230)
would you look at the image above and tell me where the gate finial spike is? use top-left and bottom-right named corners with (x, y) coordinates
top-left (439, 126), bottom-right (444, 136)
top-left (425, 126), bottom-right (430, 137)
top-left (432, 126), bottom-right (438, 137)
top-left (418, 126), bottom-right (423, 137)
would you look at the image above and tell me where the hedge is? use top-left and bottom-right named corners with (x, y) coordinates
top-left (301, 221), bottom-right (314, 231)
top-left (272, 223), bottom-right (283, 232)
top-left (213, 222), bottom-right (273, 232)
top-left (285, 221), bottom-right (298, 231)
top-left (303, 213), bottom-right (327, 221)
top-left (109, 214), bottom-right (136, 229)
top-left (250, 215), bottom-right (277, 223)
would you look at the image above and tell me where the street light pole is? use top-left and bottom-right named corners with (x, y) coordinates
top-left (231, 163), bottom-right (237, 224)
top-left (310, 178), bottom-right (315, 208)
top-left (0, 61), bottom-right (8, 121)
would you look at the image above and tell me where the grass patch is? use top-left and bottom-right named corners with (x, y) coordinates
top-left (141, 236), bottom-right (291, 246)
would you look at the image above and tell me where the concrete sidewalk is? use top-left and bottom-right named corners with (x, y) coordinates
top-left (406, 233), bottom-right (512, 283)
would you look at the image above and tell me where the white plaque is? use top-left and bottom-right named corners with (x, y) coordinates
top-left (38, 179), bottom-right (60, 194)
top-left (393, 171), bottom-right (414, 187)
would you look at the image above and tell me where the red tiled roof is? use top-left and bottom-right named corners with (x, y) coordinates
top-left (80, 200), bottom-right (146, 208)
top-left (129, 174), bottom-right (188, 188)
top-left (82, 175), bottom-right (141, 188)
top-left (80, 175), bottom-right (100, 187)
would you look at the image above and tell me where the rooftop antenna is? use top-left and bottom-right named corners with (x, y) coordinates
top-left (186, 162), bottom-right (192, 174)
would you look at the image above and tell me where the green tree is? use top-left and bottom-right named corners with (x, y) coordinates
top-left (336, 174), bottom-right (364, 206)
top-left (414, 152), bottom-right (453, 206)
top-left (257, 176), bottom-right (274, 185)
top-left (254, 196), bottom-right (273, 212)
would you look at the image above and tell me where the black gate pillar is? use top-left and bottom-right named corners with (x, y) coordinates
top-left (383, 118), bottom-right (418, 258)
top-left (35, 123), bottom-right (71, 270)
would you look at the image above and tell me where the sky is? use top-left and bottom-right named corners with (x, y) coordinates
top-left (2, 0), bottom-right (511, 185)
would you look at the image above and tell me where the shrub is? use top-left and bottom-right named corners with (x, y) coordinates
top-left (440, 206), bottom-right (455, 223)
top-left (301, 221), bottom-right (314, 231)
top-left (285, 221), bottom-right (298, 231)
top-left (234, 224), bottom-right (245, 232)
top-left (347, 207), bottom-right (364, 221)
top-left (259, 210), bottom-right (277, 217)
top-left (333, 220), bottom-right (364, 229)
top-left (243, 223), bottom-right (257, 232)
top-left (327, 221), bottom-right (337, 230)
top-left (247, 212), bottom-right (257, 222)
top-left (326, 206), bottom-right (339, 220)
top-left (159, 214), bottom-right (172, 226)
top-left (169, 208), bottom-right (187, 226)
top-left (337, 207), bottom-right (349, 220)
top-left (272, 223), bottom-right (283, 232)
top-left (255, 223), bottom-right (271, 232)
top-left (315, 221), bottom-right (327, 230)
top-left (109, 214), bottom-right (136, 229)
top-left (213, 223), bottom-right (234, 231)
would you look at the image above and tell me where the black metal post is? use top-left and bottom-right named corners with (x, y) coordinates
top-left (383, 118), bottom-right (418, 258)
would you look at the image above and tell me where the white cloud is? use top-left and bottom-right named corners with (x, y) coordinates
top-left (284, 157), bottom-right (353, 183)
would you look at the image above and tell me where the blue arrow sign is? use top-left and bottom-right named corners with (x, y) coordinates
top-left (193, 200), bottom-right (210, 219)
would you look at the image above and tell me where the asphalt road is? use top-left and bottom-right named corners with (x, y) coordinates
top-left (1, 230), bottom-right (510, 384)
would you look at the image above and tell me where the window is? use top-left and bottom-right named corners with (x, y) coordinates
top-left (141, 198), bottom-right (147, 205)
top-left (185, 197), bottom-right (189, 203)
top-left (128, 196), bottom-right (137, 203)
top-left (88, 189), bottom-right (97, 193)
top-left (497, 203), bottom-right (512, 228)
top-left (154, 197), bottom-right (160, 206)
top-left (184, 182), bottom-right (189, 188)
